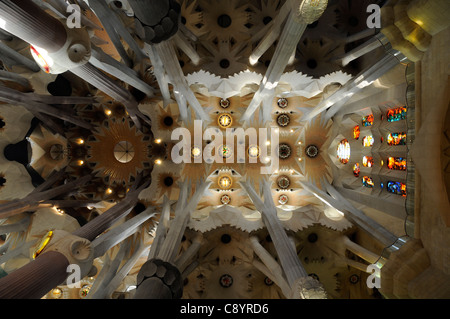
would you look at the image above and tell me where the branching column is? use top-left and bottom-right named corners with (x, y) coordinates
top-left (302, 45), bottom-right (408, 122)
top-left (241, 0), bottom-right (328, 123)
top-left (70, 62), bottom-right (147, 131)
top-left (0, 0), bottom-right (67, 52)
top-left (0, 178), bottom-right (149, 298)
top-left (299, 180), bottom-right (398, 248)
top-left (134, 179), bottom-right (211, 299)
top-left (240, 179), bottom-right (326, 298)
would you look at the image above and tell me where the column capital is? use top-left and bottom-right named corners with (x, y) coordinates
top-left (292, 0), bottom-right (328, 24)
top-left (37, 230), bottom-right (94, 281)
top-left (135, 258), bottom-right (183, 299)
top-left (290, 276), bottom-right (327, 299)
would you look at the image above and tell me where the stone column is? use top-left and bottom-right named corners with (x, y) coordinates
top-left (241, 0), bottom-right (328, 123)
top-left (91, 207), bottom-right (155, 258)
top-left (249, 236), bottom-right (291, 297)
top-left (0, 42), bottom-right (40, 72)
top-left (0, 178), bottom-right (149, 299)
top-left (151, 40), bottom-right (210, 123)
top-left (0, 251), bottom-right (69, 299)
top-left (0, 0), bottom-right (67, 52)
top-left (70, 62), bottom-right (147, 130)
top-left (240, 179), bottom-right (326, 298)
top-left (0, 175), bottom-right (93, 219)
top-left (134, 179), bottom-right (211, 299)
top-left (303, 44), bottom-right (408, 122)
top-left (299, 180), bottom-right (398, 247)
top-left (334, 185), bottom-right (407, 219)
top-left (335, 35), bottom-right (384, 66)
top-left (248, 0), bottom-right (290, 65)
top-left (0, 85), bottom-right (95, 130)
top-left (72, 179), bottom-right (150, 241)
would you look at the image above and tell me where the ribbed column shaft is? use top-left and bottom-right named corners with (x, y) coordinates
top-left (241, 180), bottom-right (308, 287)
top-left (242, 13), bottom-right (307, 122)
top-left (338, 36), bottom-right (383, 66)
top-left (72, 182), bottom-right (149, 241)
top-left (0, 0), bottom-right (67, 52)
top-left (0, 251), bottom-right (69, 299)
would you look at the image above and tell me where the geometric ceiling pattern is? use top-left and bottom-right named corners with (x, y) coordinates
top-left (0, 0), bottom-right (449, 301)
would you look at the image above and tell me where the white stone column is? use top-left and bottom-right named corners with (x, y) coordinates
top-left (335, 36), bottom-right (383, 66)
top-left (249, 236), bottom-right (291, 297)
top-left (299, 180), bottom-right (398, 247)
top-left (174, 233), bottom-right (203, 273)
top-left (147, 196), bottom-right (171, 260)
top-left (92, 207), bottom-right (155, 258)
top-left (151, 40), bottom-right (210, 123)
top-left (241, 179), bottom-right (326, 298)
top-left (0, 0), bottom-right (67, 52)
top-left (70, 62), bottom-right (147, 130)
top-left (303, 47), bottom-right (408, 122)
top-left (156, 180), bottom-right (211, 263)
top-left (241, 0), bottom-right (328, 123)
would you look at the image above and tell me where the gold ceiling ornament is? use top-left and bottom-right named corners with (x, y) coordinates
top-left (218, 113), bottom-right (233, 129)
top-left (294, 0), bottom-right (329, 24)
top-left (86, 118), bottom-right (151, 185)
top-left (218, 175), bottom-right (233, 190)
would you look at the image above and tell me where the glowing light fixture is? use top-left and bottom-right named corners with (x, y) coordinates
top-left (191, 146), bottom-right (202, 159)
top-left (219, 176), bottom-right (232, 190)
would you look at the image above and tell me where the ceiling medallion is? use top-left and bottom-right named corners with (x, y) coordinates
top-left (219, 144), bottom-right (233, 159)
top-left (278, 194), bottom-right (289, 205)
top-left (247, 145), bottom-right (260, 158)
top-left (264, 277), bottom-right (274, 286)
top-left (114, 141), bottom-right (135, 163)
top-left (220, 194), bottom-right (231, 205)
top-left (277, 176), bottom-right (290, 189)
top-left (219, 98), bottom-right (230, 109)
top-left (79, 284), bottom-right (91, 298)
top-left (277, 143), bottom-right (292, 159)
top-left (219, 176), bottom-right (232, 190)
top-left (218, 113), bottom-right (233, 129)
top-left (219, 274), bottom-right (233, 288)
top-left (277, 98), bottom-right (288, 108)
top-left (51, 288), bottom-right (63, 299)
top-left (191, 145), bottom-right (202, 159)
top-left (277, 114), bottom-right (290, 127)
top-left (349, 274), bottom-right (360, 284)
top-left (305, 144), bottom-right (319, 158)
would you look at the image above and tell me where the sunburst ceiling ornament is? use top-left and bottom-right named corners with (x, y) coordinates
top-left (87, 118), bottom-right (151, 185)
top-left (114, 141), bottom-right (135, 163)
top-left (218, 113), bottom-right (233, 129)
top-left (219, 175), bottom-right (232, 190)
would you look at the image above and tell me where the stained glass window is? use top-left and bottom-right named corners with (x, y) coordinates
top-left (387, 132), bottom-right (407, 146)
top-left (362, 176), bottom-right (374, 188)
top-left (353, 126), bottom-right (360, 140)
top-left (362, 114), bottom-right (374, 127)
top-left (387, 157), bottom-right (407, 170)
top-left (362, 136), bottom-right (374, 147)
top-left (362, 156), bottom-right (374, 167)
top-left (353, 163), bottom-right (360, 177)
top-left (337, 139), bottom-right (350, 164)
top-left (387, 181), bottom-right (407, 197)
top-left (387, 106), bottom-right (407, 122)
